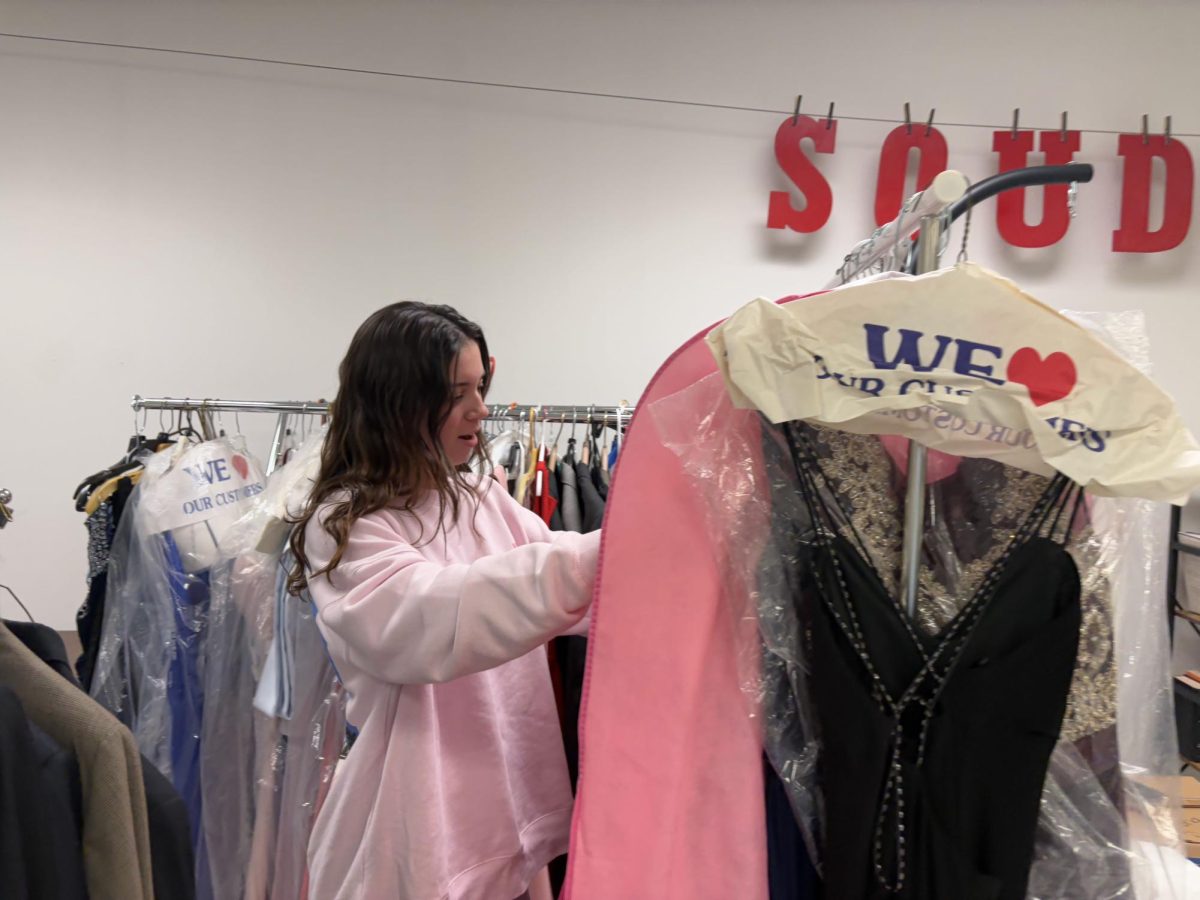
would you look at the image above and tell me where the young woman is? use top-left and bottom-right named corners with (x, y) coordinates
top-left (289, 302), bottom-right (600, 900)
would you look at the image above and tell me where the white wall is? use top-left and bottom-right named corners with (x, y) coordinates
top-left (2, 0), bottom-right (1199, 628)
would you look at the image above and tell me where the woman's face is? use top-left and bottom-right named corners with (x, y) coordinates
top-left (439, 342), bottom-right (488, 467)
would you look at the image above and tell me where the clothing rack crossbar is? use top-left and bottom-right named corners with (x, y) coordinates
top-left (132, 395), bottom-right (635, 425)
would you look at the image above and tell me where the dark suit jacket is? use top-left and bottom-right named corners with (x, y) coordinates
top-left (0, 686), bottom-right (63, 899)
top-left (5, 620), bottom-right (195, 900)
top-left (575, 461), bottom-right (606, 533)
top-left (28, 718), bottom-right (89, 899)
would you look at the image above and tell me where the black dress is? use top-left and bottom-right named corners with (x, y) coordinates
top-left (808, 536), bottom-right (1080, 899)
top-left (770, 422), bottom-right (1083, 899)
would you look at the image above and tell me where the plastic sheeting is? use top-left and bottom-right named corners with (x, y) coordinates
top-left (649, 310), bottom-right (1191, 898)
top-left (90, 430), bottom-right (344, 899)
top-left (92, 436), bottom-right (268, 776)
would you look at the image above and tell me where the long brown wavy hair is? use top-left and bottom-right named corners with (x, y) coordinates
top-left (287, 301), bottom-right (492, 594)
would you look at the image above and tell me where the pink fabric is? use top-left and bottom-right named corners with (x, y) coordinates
top-left (304, 481), bottom-right (599, 900)
top-left (563, 325), bottom-right (770, 900)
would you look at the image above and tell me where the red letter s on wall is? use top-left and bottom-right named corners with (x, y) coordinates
top-left (767, 115), bottom-right (837, 233)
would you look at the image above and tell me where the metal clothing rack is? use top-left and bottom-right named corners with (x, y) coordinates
top-left (1167, 504), bottom-right (1200, 640)
top-left (1168, 505), bottom-right (1200, 768)
top-left (131, 396), bottom-right (634, 474)
top-left (830, 163), bottom-right (1095, 620)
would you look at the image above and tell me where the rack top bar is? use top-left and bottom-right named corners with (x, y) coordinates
top-left (132, 395), bottom-right (634, 422)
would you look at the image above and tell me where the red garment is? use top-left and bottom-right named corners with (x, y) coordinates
top-left (532, 459), bottom-right (559, 526)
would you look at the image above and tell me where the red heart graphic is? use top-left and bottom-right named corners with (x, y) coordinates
top-left (231, 454), bottom-right (250, 480)
top-left (1006, 348), bottom-right (1077, 407)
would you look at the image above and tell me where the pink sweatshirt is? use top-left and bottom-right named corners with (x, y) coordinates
top-left (304, 478), bottom-right (599, 900)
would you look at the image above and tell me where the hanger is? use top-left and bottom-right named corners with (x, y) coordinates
top-left (714, 263), bottom-right (1200, 503)
top-left (600, 415), bottom-right (612, 473)
top-left (552, 411), bottom-right (568, 449)
top-left (549, 412), bottom-right (566, 469)
top-left (580, 407), bottom-right (593, 466)
top-left (74, 404), bottom-right (179, 511)
top-left (197, 400), bottom-right (215, 442)
top-left (534, 408), bottom-right (549, 497)
top-left (563, 408), bottom-right (578, 466)
top-left (524, 408), bottom-right (539, 479)
top-left (587, 406), bottom-right (606, 468)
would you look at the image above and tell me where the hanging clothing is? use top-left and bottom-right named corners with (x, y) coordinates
top-left (142, 760), bottom-right (196, 900)
top-left (0, 686), bottom-right (78, 900)
top-left (547, 464), bottom-right (564, 531)
top-left (89, 436), bottom-right (274, 900)
top-left (0, 622), bottom-right (155, 900)
top-left (532, 457), bottom-right (559, 527)
top-left (76, 428), bottom-right (350, 899)
top-left (304, 477), bottom-right (599, 900)
top-left (777, 423), bottom-right (1083, 898)
top-left (564, 292), bottom-right (1155, 900)
top-left (555, 635), bottom-right (587, 788)
top-left (557, 460), bottom-right (583, 533)
top-left (514, 427), bottom-right (539, 507)
top-left (268, 555), bottom-right (347, 900)
top-left (199, 553), bottom-right (278, 900)
top-left (805, 536), bottom-right (1080, 898)
top-left (194, 429), bottom-right (339, 900)
top-left (507, 443), bottom-right (525, 496)
top-left (763, 759), bottom-right (818, 900)
top-left (562, 329), bottom-right (768, 900)
top-left (591, 460), bottom-right (608, 500)
top-left (489, 432), bottom-right (519, 473)
top-left (6, 620), bottom-right (83, 684)
top-left (575, 461), bottom-right (605, 532)
top-left (161, 533), bottom-right (211, 867)
top-left (76, 474), bottom-right (137, 691)
top-left (7, 618), bottom-right (196, 900)
top-left (201, 556), bottom-right (274, 900)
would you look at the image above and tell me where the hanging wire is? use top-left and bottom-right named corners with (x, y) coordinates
top-left (0, 31), bottom-right (1192, 138)
top-left (0, 583), bottom-right (35, 622)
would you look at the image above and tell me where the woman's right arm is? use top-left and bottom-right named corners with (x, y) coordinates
top-left (305, 513), bottom-right (599, 685)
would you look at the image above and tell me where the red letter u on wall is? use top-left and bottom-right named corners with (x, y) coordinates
top-left (992, 130), bottom-right (1081, 248)
top-left (767, 115), bottom-right (836, 232)
top-left (874, 126), bottom-right (949, 227)
top-left (1112, 134), bottom-right (1194, 253)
